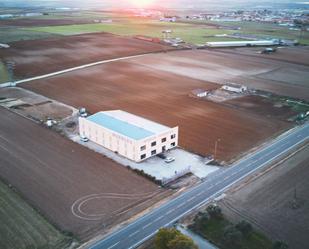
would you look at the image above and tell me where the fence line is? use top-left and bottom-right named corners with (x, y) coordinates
top-left (161, 166), bottom-right (191, 185)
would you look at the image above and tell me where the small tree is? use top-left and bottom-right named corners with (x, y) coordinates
top-left (155, 228), bottom-right (199, 249)
top-left (192, 211), bottom-right (209, 231)
top-left (223, 225), bottom-right (242, 246)
top-left (273, 241), bottom-right (288, 249)
top-left (236, 220), bottom-right (253, 236)
top-left (168, 234), bottom-right (198, 249)
top-left (206, 204), bottom-right (223, 219)
top-left (155, 228), bottom-right (181, 249)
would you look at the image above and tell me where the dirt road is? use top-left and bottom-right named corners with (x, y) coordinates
top-left (0, 32), bottom-right (171, 82)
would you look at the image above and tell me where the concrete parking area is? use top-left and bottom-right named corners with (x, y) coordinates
top-left (72, 134), bottom-right (219, 180)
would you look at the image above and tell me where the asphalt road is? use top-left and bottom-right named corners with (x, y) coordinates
top-left (89, 123), bottom-right (309, 249)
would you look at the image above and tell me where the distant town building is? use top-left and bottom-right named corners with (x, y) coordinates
top-left (160, 16), bottom-right (178, 22)
top-left (93, 19), bottom-right (113, 23)
top-left (222, 83), bottom-right (248, 93)
top-left (79, 110), bottom-right (179, 162)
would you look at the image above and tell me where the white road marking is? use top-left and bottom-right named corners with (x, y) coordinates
top-left (166, 209), bottom-right (174, 215)
top-left (143, 223), bottom-right (153, 229)
top-left (107, 242), bottom-right (119, 249)
top-left (215, 181), bottom-right (223, 186)
top-left (129, 230), bottom-right (140, 238)
top-left (176, 202), bottom-right (186, 209)
top-left (154, 216), bottom-right (163, 222)
top-left (187, 196), bottom-right (195, 203)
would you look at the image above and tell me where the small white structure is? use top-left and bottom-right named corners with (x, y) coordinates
top-left (0, 43), bottom-right (10, 49)
top-left (160, 17), bottom-right (177, 22)
top-left (79, 110), bottom-right (178, 162)
top-left (206, 40), bottom-right (279, 48)
top-left (222, 83), bottom-right (248, 93)
top-left (190, 89), bottom-right (209, 98)
top-left (162, 29), bottom-right (172, 39)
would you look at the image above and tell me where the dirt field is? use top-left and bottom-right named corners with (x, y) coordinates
top-left (220, 144), bottom-right (309, 249)
top-left (128, 49), bottom-right (309, 101)
top-left (0, 18), bottom-right (96, 27)
top-left (0, 87), bottom-right (75, 122)
top-left (225, 95), bottom-right (297, 121)
top-left (0, 32), bottom-right (171, 81)
top-left (2, 35), bottom-right (308, 100)
top-left (0, 107), bottom-right (167, 240)
top-left (223, 46), bottom-right (309, 67)
top-left (23, 57), bottom-right (290, 162)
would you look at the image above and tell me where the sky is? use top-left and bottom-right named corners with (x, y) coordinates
top-left (0, 0), bottom-right (307, 10)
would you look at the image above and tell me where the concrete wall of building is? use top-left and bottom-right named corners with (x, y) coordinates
top-left (135, 127), bottom-right (179, 162)
top-left (206, 40), bottom-right (278, 48)
top-left (79, 118), bottom-right (179, 163)
top-left (222, 85), bottom-right (247, 93)
top-left (79, 117), bottom-right (136, 161)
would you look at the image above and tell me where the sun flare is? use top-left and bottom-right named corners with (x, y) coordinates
top-left (130, 0), bottom-right (155, 7)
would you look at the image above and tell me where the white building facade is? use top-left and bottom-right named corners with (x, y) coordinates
top-left (206, 40), bottom-right (279, 48)
top-left (222, 84), bottom-right (248, 93)
top-left (79, 110), bottom-right (179, 162)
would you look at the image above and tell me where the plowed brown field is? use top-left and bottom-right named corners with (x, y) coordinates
top-left (220, 144), bottom-right (309, 249)
top-left (0, 107), bottom-right (165, 240)
top-left (0, 18), bottom-right (95, 27)
top-left (23, 58), bottom-right (290, 162)
top-left (0, 32), bottom-right (170, 80)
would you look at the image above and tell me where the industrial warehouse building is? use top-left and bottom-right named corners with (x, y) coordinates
top-left (205, 40), bottom-right (279, 48)
top-left (79, 110), bottom-right (179, 162)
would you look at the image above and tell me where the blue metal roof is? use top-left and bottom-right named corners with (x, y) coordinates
top-left (87, 112), bottom-right (155, 140)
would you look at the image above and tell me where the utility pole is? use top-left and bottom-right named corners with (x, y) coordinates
top-left (6, 60), bottom-right (16, 86)
top-left (214, 138), bottom-right (221, 160)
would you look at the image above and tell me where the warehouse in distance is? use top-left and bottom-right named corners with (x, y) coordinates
top-left (79, 110), bottom-right (179, 162)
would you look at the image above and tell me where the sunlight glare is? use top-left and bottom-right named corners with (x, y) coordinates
top-left (130, 0), bottom-right (155, 7)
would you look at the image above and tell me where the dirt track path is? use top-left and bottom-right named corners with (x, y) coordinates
top-left (0, 53), bottom-right (151, 87)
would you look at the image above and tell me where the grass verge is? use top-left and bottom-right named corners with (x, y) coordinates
top-left (188, 205), bottom-right (275, 249)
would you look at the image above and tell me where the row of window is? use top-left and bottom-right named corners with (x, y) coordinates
top-left (141, 149), bottom-right (156, 160)
top-left (140, 134), bottom-right (176, 151)
top-left (140, 142), bottom-right (176, 160)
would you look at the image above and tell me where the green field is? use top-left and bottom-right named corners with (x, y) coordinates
top-left (23, 19), bottom-right (240, 44)
top-left (189, 208), bottom-right (274, 249)
top-left (2, 11), bottom-right (308, 45)
top-left (193, 218), bottom-right (273, 249)
top-left (0, 27), bottom-right (61, 43)
top-left (24, 18), bottom-right (309, 45)
top-left (206, 20), bottom-right (309, 45)
top-left (0, 180), bottom-right (73, 249)
top-left (0, 61), bottom-right (9, 83)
